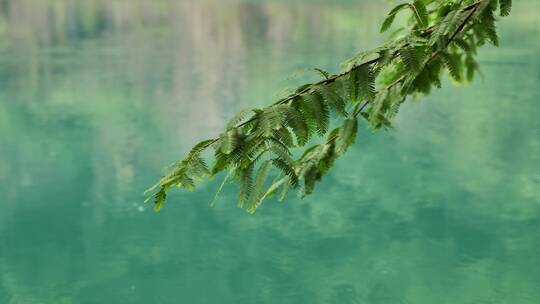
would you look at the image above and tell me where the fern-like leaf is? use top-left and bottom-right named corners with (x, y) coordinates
top-left (260, 177), bottom-right (286, 202)
top-left (305, 92), bottom-right (330, 136)
top-left (381, 3), bottom-right (409, 32)
top-left (268, 138), bottom-right (293, 162)
top-left (258, 106), bottom-right (286, 136)
top-left (349, 67), bottom-right (360, 102)
top-left (220, 129), bottom-right (240, 154)
top-left (453, 38), bottom-right (471, 52)
top-left (499, 0), bottom-right (512, 17)
top-left (440, 52), bottom-right (462, 82)
top-left (479, 8), bottom-right (499, 46)
top-left (226, 108), bottom-right (253, 130)
top-left (272, 127), bottom-right (294, 147)
top-left (400, 46), bottom-right (421, 73)
top-left (247, 160), bottom-right (273, 213)
top-left (210, 171), bottom-right (231, 207)
top-left (410, 0), bottom-right (429, 28)
top-left (336, 118), bottom-right (358, 155)
top-left (357, 65), bottom-right (377, 102)
top-left (284, 104), bottom-right (310, 146)
top-left (153, 188), bottom-right (168, 212)
top-left (313, 68), bottom-right (330, 79)
top-left (465, 55), bottom-right (479, 82)
top-left (212, 150), bottom-right (231, 174)
top-left (317, 85), bottom-right (348, 117)
top-left (272, 158), bottom-right (299, 188)
top-left (380, 14), bottom-right (397, 33)
top-left (186, 155), bottom-right (210, 178)
top-left (238, 163), bottom-right (254, 208)
top-left (349, 65), bottom-right (376, 103)
top-left (277, 178), bottom-right (290, 202)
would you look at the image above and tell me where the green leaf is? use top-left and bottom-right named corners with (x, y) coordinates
top-left (380, 3), bottom-right (409, 32)
top-left (499, 0), bottom-right (512, 17)
top-left (479, 8), bottom-right (499, 46)
top-left (226, 108), bottom-right (253, 129)
top-left (380, 14), bottom-right (396, 33)
top-left (186, 155), bottom-right (210, 178)
top-left (349, 66), bottom-right (360, 102)
top-left (302, 166), bottom-right (318, 197)
top-left (238, 163), bottom-right (254, 208)
top-left (316, 143), bottom-right (337, 176)
top-left (429, 8), bottom-right (463, 48)
top-left (211, 150), bottom-right (229, 174)
top-left (230, 136), bottom-right (266, 168)
top-left (400, 46), bottom-right (421, 73)
top-left (376, 49), bottom-right (393, 70)
top-left (210, 171), bottom-right (231, 207)
top-left (336, 118), bottom-right (358, 154)
top-left (272, 158), bottom-right (299, 187)
top-left (190, 139), bottom-right (216, 155)
top-left (349, 65), bottom-right (376, 103)
top-left (317, 85), bottom-right (348, 117)
top-left (389, 3), bottom-right (410, 16)
top-left (439, 52), bottom-right (462, 82)
top-left (453, 38), bottom-right (471, 52)
top-left (300, 144), bottom-right (320, 160)
top-left (268, 138), bottom-right (293, 162)
top-left (261, 178), bottom-right (286, 202)
top-left (411, 67), bottom-right (432, 94)
top-left (258, 106), bottom-right (286, 136)
top-left (436, 2), bottom-right (453, 18)
top-left (446, 5), bottom-right (466, 35)
top-left (284, 104), bottom-right (310, 146)
top-left (313, 68), bottom-right (330, 79)
top-left (153, 188), bottom-right (168, 212)
top-left (465, 55), bottom-right (478, 82)
top-left (387, 96), bottom-right (404, 119)
top-left (295, 83), bottom-right (312, 94)
top-left (220, 129), bottom-right (240, 154)
top-left (410, 1), bottom-right (429, 28)
top-left (278, 178), bottom-right (291, 202)
top-left (358, 65), bottom-right (376, 102)
top-left (272, 127), bottom-right (294, 147)
top-left (247, 160), bottom-right (273, 213)
top-left (475, 0), bottom-right (496, 18)
top-left (305, 92), bottom-right (330, 136)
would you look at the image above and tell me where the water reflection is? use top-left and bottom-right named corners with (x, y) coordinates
top-left (0, 0), bottom-right (539, 303)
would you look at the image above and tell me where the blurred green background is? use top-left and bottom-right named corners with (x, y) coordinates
top-left (0, 0), bottom-right (539, 303)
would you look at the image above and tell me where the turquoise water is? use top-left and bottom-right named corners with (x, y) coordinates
top-left (1, 1), bottom-right (540, 303)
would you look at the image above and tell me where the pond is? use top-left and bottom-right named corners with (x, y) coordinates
top-left (0, 0), bottom-right (539, 303)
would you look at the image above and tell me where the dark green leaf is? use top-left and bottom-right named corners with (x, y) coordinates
top-left (313, 68), bottom-right (330, 79)
top-left (336, 118), bottom-right (358, 154)
top-left (380, 14), bottom-right (396, 33)
top-left (226, 108), bottom-right (253, 129)
top-left (410, 1), bottom-right (429, 28)
top-left (317, 86), bottom-right (348, 117)
top-left (305, 92), bottom-right (330, 136)
top-left (499, 0), bottom-right (512, 16)
top-left (238, 163), bottom-right (254, 208)
top-left (220, 129), bottom-right (240, 154)
top-left (210, 171), bottom-right (231, 207)
top-left (247, 160), bottom-right (273, 213)
top-left (286, 103), bottom-right (310, 146)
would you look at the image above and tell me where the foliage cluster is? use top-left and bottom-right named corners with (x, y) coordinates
top-left (147, 0), bottom-right (513, 213)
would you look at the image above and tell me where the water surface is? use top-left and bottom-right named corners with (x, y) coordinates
top-left (1, 1), bottom-right (540, 303)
